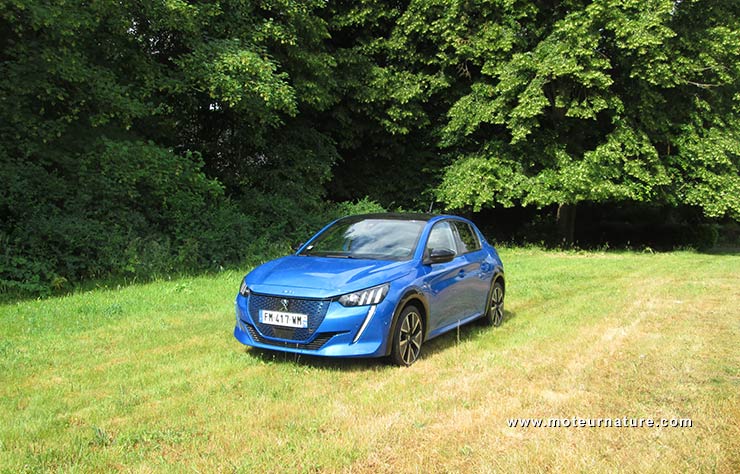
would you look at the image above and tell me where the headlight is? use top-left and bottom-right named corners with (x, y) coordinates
top-left (338, 283), bottom-right (389, 307)
top-left (239, 280), bottom-right (250, 297)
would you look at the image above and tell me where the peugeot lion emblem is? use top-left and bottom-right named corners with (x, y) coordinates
top-left (280, 299), bottom-right (290, 311)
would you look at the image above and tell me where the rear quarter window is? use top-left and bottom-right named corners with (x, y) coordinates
top-left (454, 221), bottom-right (481, 254)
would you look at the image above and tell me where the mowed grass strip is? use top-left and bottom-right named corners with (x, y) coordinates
top-left (1, 249), bottom-right (738, 473)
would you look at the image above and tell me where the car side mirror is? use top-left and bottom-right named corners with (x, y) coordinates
top-left (424, 248), bottom-right (456, 265)
top-left (291, 242), bottom-right (304, 252)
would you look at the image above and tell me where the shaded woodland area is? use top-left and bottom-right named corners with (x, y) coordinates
top-left (2, 1), bottom-right (739, 294)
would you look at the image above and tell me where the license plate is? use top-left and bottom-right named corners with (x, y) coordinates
top-left (259, 310), bottom-right (308, 328)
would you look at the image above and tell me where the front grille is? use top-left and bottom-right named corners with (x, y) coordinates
top-left (248, 293), bottom-right (331, 342)
top-left (244, 323), bottom-right (340, 350)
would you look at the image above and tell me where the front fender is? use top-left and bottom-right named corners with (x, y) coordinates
top-left (384, 286), bottom-right (430, 356)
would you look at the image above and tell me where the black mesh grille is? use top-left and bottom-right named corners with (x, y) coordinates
top-left (244, 323), bottom-right (340, 350)
top-left (248, 293), bottom-right (331, 342)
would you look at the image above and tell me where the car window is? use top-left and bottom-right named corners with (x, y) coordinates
top-left (425, 221), bottom-right (457, 255)
top-left (453, 221), bottom-right (481, 254)
top-left (300, 218), bottom-right (425, 260)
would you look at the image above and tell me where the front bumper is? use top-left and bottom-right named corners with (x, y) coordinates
top-left (233, 292), bottom-right (395, 358)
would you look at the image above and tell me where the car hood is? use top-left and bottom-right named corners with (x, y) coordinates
top-left (246, 255), bottom-right (414, 298)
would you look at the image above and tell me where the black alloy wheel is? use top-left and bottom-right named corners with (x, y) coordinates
top-left (391, 305), bottom-right (423, 366)
top-left (484, 280), bottom-right (505, 327)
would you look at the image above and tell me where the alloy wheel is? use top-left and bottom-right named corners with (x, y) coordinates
top-left (396, 309), bottom-right (423, 366)
top-left (490, 283), bottom-right (504, 327)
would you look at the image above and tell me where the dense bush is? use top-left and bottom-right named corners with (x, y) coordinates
top-left (0, 139), bottom-right (252, 295)
top-left (0, 0), bottom-right (335, 296)
top-left (245, 194), bottom-right (386, 246)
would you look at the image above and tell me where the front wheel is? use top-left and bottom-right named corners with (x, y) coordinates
top-left (390, 305), bottom-right (424, 366)
top-left (483, 280), bottom-right (505, 327)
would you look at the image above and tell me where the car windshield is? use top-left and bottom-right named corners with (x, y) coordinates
top-left (299, 218), bottom-right (426, 260)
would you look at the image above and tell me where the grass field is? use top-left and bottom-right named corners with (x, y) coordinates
top-left (1, 248), bottom-right (738, 473)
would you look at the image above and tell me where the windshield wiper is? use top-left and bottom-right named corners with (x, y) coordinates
top-left (303, 251), bottom-right (354, 258)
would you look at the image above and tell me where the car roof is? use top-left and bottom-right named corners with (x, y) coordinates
top-left (340, 212), bottom-right (463, 223)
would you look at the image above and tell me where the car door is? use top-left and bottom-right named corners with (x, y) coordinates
top-left (451, 220), bottom-right (493, 318)
top-left (421, 220), bottom-right (470, 334)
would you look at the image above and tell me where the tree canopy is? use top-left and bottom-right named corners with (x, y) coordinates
top-left (433, 0), bottom-right (740, 221)
top-left (2, 0), bottom-right (739, 293)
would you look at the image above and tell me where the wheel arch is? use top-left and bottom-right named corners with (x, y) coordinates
top-left (493, 271), bottom-right (505, 293)
top-left (385, 288), bottom-right (429, 356)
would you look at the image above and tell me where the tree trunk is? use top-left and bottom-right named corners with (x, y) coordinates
top-left (556, 203), bottom-right (577, 247)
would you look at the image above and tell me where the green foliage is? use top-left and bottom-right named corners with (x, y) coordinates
top-left (324, 0), bottom-right (740, 220)
top-left (0, 0), bottom-right (337, 294)
top-left (2, 0), bottom-right (740, 294)
top-left (331, 197), bottom-right (386, 217)
top-left (429, 0), bottom-right (740, 218)
top-left (437, 147), bottom-right (525, 211)
top-left (235, 125), bottom-right (339, 241)
top-left (1, 139), bottom-right (251, 294)
top-left (671, 119), bottom-right (740, 218)
top-left (322, 1), bottom-right (447, 210)
top-left (181, 39), bottom-right (298, 123)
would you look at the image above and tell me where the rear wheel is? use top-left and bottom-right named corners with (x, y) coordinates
top-left (391, 305), bottom-right (423, 366)
top-left (483, 280), bottom-right (505, 327)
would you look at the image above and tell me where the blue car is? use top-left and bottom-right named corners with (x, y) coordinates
top-left (234, 213), bottom-right (505, 365)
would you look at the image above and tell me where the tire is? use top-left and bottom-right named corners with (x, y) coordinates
top-left (390, 304), bottom-right (424, 366)
top-left (483, 279), bottom-right (505, 327)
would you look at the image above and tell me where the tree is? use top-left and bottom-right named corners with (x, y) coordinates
top-left (414, 0), bottom-right (740, 244)
top-left (322, 0), bottom-right (452, 210)
top-left (0, 0), bottom-right (340, 291)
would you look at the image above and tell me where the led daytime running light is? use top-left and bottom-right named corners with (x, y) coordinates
top-left (338, 283), bottom-right (389, 307)
top-left (239, 280), bottom-right (250, 297)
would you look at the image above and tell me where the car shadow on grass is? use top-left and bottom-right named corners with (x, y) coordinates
top-left (244, 347), bottom-right (387, 372)
top-left (243, 309), bottom-right (517, 371)
top-left (420, 309), bottom-right (517, 360)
